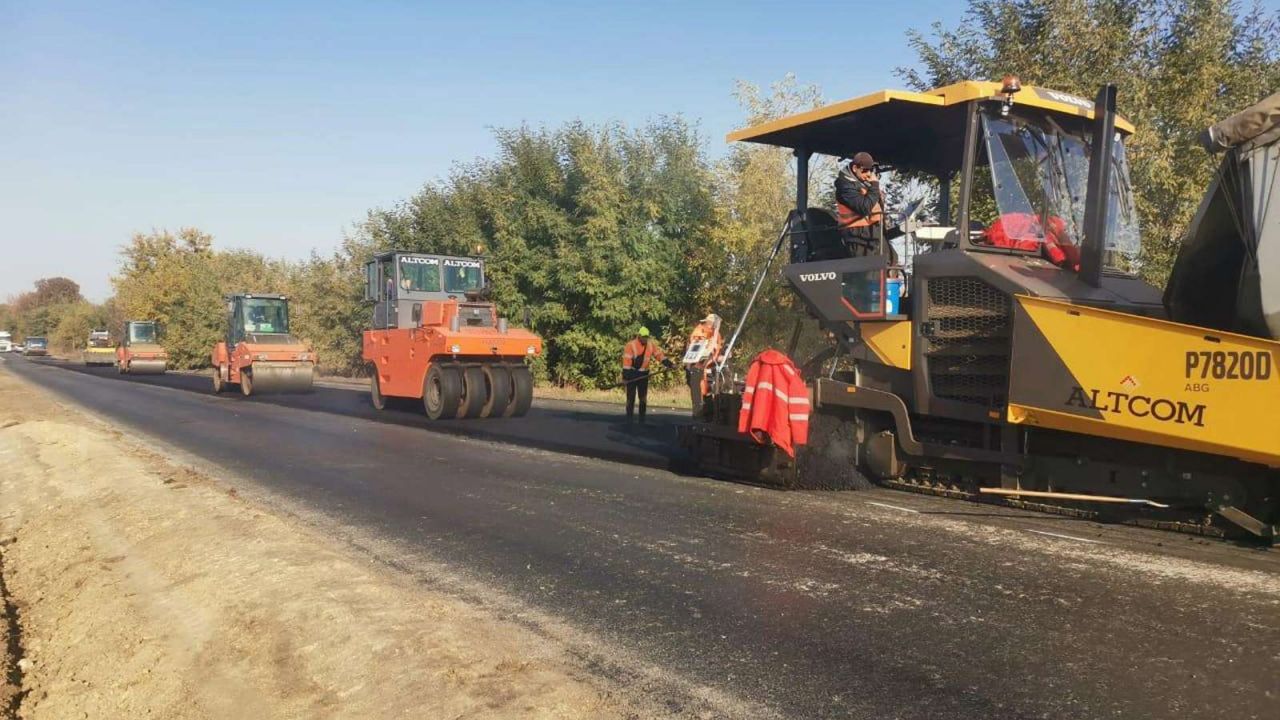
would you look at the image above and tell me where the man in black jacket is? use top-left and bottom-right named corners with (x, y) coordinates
top-left (835, 152), bottom-right (884, 256)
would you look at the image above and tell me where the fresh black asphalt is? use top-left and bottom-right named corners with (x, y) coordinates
top-left (5, 354), bottom-right (1278, 719)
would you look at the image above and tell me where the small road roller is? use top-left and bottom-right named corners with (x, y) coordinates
top-left (361, 252), bottom-right (542, 419)
top-left (210, 293), bottom-right (315, 396)
top-left (115, 320), bottom-right (168, 374)
top-left (82, 330), bottom-right (115, 366)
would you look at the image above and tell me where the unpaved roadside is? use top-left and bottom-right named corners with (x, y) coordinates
top-left (0, 367), bottom-right (634, 719)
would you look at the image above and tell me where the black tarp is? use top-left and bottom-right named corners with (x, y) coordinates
top-left (1165, 91), bottom-right (1280, 339)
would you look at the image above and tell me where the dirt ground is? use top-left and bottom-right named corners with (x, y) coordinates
top-left (0, 368), bottom-right (634, 719)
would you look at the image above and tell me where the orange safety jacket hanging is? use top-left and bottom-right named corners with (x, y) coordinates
top-left (737, 349), bottom-right (811, 458)
top-left (622, 338), bottom-right (665, 371)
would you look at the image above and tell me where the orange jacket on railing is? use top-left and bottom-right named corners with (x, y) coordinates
top-left (738, 349), bottom-right (810, 458)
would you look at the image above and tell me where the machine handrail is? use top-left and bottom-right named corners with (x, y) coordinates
top-left (714, 211), bottom-right (797, 382)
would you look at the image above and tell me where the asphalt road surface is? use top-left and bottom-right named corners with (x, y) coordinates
top-left (5, 354), bottom-right (1279, 719)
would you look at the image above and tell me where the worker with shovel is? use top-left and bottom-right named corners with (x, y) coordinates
top-left (621, 327), bottom-right (672, 423)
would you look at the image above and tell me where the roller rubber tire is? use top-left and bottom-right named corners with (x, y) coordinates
top-left (480, 365), bottom-right (513, 418)
top-left (370, 370), bottom-right (387, 411)
top-left (240, 370), bottom-right (254, 397)
top-left (793, 410), bottom-right (873, 490)
top-left (507, 366), bottom-right (533, 418)
top-left (118, 362), bottom-right (127, 375)
top-left (458, 366), bottom-right (487, 419)
top-left (212, 366), bottom-right (224, 394)
top-left (424, 364), bottom-right (463, 420)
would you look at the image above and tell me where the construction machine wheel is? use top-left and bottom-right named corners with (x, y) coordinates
top-left (212, 366), bottom-right (225, 394)
top-left (458, 366), bottom-right (487, 419)
top-left (480, 365), bottom-right (512, 418)
top-left (793, 410), bottom-right (873, 490)
top-left (370, 370), bottom-right (387, 411)
top-left (118, 362), bottom-right (127, 375)
top-left (240, 370), bottom-right (254, 397)
top-left (506, 365), bottom-right (534, 418)
top-left (424, 364), bottom-right (463, 420)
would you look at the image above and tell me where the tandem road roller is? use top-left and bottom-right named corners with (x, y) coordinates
top-left (211, 293), bottom-right (316, 396)
top-left (115, 320), bottom-right (168, 374)
top-left (81, 330), bottom-right (115, 366)
top-left (679, 78), bottom-right (1280, 542)
top-left (361, 252), bottom-right (542, 419)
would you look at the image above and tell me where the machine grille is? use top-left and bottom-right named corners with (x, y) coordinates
top-left (925, 277), bottom-right (1012, 407)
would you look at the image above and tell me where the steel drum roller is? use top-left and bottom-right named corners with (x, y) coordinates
top-left (128, 359), bottom-right (168, 375)
top-left (248, 362), bottom-right (315, 393)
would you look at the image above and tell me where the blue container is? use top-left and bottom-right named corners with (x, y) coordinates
top-left (885, 278), bottom-right (903, 315)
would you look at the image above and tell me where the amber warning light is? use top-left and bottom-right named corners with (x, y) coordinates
top-left (1000, 74), bottom-right (1022, 116)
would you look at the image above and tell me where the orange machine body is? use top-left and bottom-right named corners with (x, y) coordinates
top-left (362, 299), bottom-right (541, 399)
top-left (212, 337), bottom-right (314, 385)
top-left (116, 343), bottom-right (168, 372)
top-left (116, 320), bottom-right (167, 374)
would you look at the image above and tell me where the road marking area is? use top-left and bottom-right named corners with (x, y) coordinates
top-left (1026, 529), bottom-right (1106, 545)
top-left (865, 501), bottom-right (920, 514)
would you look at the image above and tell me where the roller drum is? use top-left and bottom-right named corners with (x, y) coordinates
top-left (83, 351), bottom-right (115, 366)
top-left (247, 362), bottom-right (315, 394)
top-left (128, 359), bottom-right (168, 375)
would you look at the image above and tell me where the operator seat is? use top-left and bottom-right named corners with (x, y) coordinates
top-left (797, 207), bottom-right (847, 262)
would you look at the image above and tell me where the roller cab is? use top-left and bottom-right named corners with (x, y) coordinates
top-left (360, 252), bottom-right (542, 419)
top-left (116, 321), bottom-right (168, 374)
top-left (210, 294), bottom-right (315, 396)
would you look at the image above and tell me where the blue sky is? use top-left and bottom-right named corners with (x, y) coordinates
top-left (1, 0), bottom-right (977, 301)
top-left (8, 0), bottom-right (1241, 301)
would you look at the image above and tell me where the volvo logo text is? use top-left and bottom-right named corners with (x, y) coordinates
top-left (799, 272), bottom-right (837, 282)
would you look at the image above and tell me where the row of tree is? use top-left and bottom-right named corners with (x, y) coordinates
top-left (0, 277), bottom-right (114, 352)
top-left (5, 0), bottom-right (1276, 387)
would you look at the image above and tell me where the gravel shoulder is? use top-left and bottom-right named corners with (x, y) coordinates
top-left (0, 367), bottom-right (634, 719)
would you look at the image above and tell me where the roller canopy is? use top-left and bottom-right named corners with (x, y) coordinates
top-left (727, 81), bottom-right (1134, 176)
top-left (1165, 91), bottom-right (1280, 340)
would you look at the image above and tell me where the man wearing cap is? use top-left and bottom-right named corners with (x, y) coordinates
top-left (621, 327), bottom-right (672, 423)
top-left (835, 152), bottom-right (885, 255)
top-left (683, 313), bottom-right (723, 416)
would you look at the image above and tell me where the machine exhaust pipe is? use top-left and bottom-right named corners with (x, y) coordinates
top-left (1080, 84), bottom-right (1118, 288)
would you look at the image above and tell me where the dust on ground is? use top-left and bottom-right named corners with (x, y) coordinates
top-left (0, 367), bottom-right (636, 719)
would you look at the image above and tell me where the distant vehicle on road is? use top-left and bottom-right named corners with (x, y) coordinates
top-left (0, 330), bottom-right (12, 353)
top-left (22, 337), bottom-right (48, 356)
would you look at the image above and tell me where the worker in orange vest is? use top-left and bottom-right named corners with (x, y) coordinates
top-left (835, 152), bottom-right (886, 257)
top-left (683, 314), bottom-right (723, 416)
top-left (621, 326), bottom-right (672, 423)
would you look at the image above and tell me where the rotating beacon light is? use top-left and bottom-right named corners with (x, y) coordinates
top-left (1000, 74), bottom-right (1022, 117)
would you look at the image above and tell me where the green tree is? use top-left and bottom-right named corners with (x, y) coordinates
top-left (112, 228), bottom-right (292, 369)
top-left (49, 301), bottom-right (111, 352)
top-left (704, 75), bottom-right (828, 368)
top-left (346, 118), bottom-right (717, 387)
